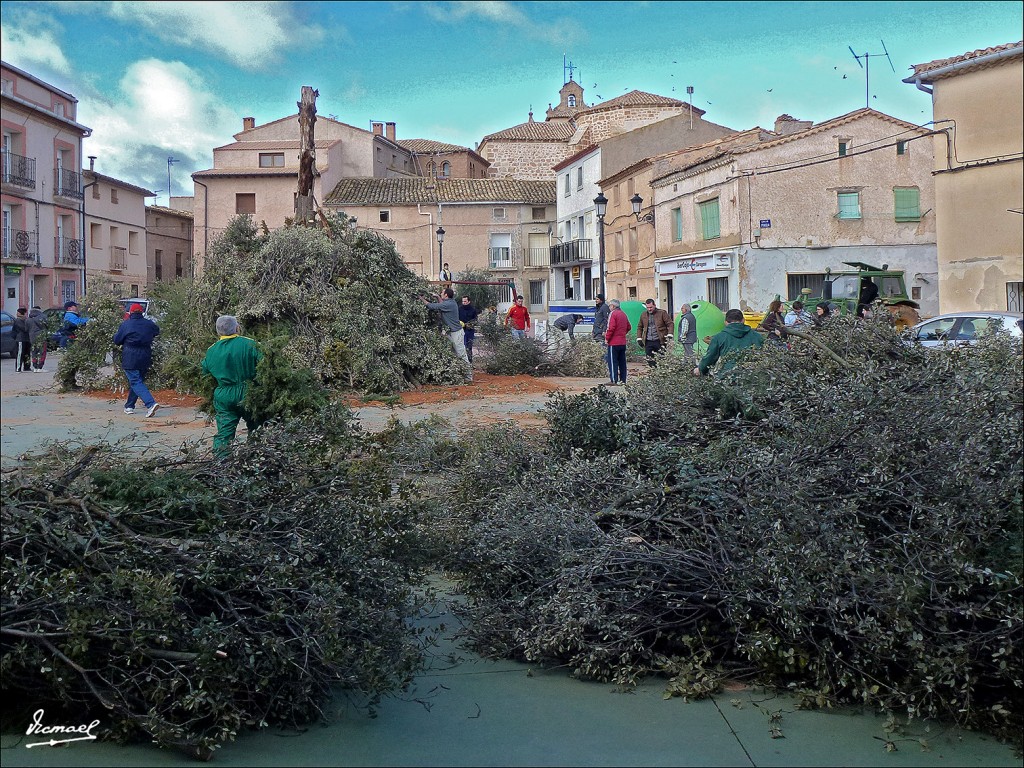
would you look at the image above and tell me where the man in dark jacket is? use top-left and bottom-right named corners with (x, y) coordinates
top-left (459, 295), bottom-right (480, 364)
top-left (113, 302), bottom-right (161, 417)
top-left (592, 293), bottom-right (610, 340)
top-left (857, 277), bottom-right (879, 318)
top-left (425, 287), bottom-right (472, 382)
top-left (552, 313), bottom-right (584, 340)
top-left (12, 308), bottom-right (32, 372)
top-left (695, 309), bottom-right (764, 375)
top-left (637, 298), bottom-right (672, 367)
top-left (677, 303), bottom-right (697, 359)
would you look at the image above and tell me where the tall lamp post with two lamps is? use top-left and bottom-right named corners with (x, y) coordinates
top-left (436, 226), bottom-right (445, 280)
top-left (593, 192), bottom-right (608, 299)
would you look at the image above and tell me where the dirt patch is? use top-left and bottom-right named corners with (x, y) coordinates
top-left (343, 373), bottom-right (562, 407)
top-left (84, 388), bottom-right (206, 408)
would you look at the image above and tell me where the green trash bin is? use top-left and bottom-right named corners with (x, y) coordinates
top-left (620, 300), bottom-right (647, 352)
top-left (673, 301), bottom-right (725, 356)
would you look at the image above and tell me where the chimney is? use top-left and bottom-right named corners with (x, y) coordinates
top-left (773, 114), bottom-right (813, 135)
top-left (87, 155), bottom-right (96, 171)
top-left (385, 122), bottom-right (396, 141)
top-left (242, 116), bottom-right (255, 131)
top-left (372, 122), bottom-right (384, 135)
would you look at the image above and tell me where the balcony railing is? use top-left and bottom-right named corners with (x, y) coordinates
top-left (523, 247), bottom-right (550, 268)
top-left (2, 227), bottom-right (38, 263)
top-left (488, 247), bottom-right (515, 270)
top-left (1, 150), bottom-right (36, 188)
top-left (55, 236), bottom-right (84, 266)
top-left (550, 239), bottom-right (592, 266)
top-left (54, 167), bottom-right (83, 199)
top-left (110, 245), bottom-right (127, 270)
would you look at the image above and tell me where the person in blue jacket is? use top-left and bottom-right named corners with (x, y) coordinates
top-left (59, 301), bottom-right (89, 348)
top-left (113, 302), bottom-right (161, 417)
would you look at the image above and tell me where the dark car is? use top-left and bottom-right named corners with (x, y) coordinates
top-left (0, 310), bottom-right (16, 358)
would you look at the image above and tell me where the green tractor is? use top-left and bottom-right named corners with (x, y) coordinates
top-left (794, 262), bottom-right (921, 329)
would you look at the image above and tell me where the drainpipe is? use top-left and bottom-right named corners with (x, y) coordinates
top-left (417, 203), bottom-right (432, 278)
top-left (192, 177), bottom-right (209, 272)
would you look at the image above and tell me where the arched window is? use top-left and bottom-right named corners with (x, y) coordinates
top-left (441, 161), bottom-right (451, 178)
top-left (428, 161), bottom-right (435, 177)
top-left (568, 94), bottom-right (576, 107)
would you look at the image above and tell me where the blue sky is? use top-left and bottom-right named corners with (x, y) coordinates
top-left (2, 1), bottom-right (1021, 203)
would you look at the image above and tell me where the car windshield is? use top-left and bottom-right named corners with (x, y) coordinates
top-left (914, 317), bottom-right (957, 341)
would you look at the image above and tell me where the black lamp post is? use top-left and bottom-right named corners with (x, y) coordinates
top-left (630, 193), bottom-right (655, 224)
top-left (436, 226), bottom-right (445, 278)
top-left (593, 192), bottom-right (608, 298)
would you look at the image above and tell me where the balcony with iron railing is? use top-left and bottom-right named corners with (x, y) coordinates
top-left (1, 150), bottom-right (36, 188)
top-left (54, 167), bottom-right (83, 200)
top-left (549, 239), bottom-right (592, 266)
top-left (488, 247), bottom-right (515, 270)
top-left (110, 245), bottom-right (128, 271)
top-left (55, 236), bottom-right (84, 266)
top-left (2, 227), bottom-right (38, 263)
top-left (523, 247), bottom-right (550, 269)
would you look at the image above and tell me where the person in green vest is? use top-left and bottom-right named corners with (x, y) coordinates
top-left (201, 315), bottom-right (263, 458)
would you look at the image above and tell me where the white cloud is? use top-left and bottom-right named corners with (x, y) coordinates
top-left (78, 59), bottom-right (239, 192)
top-left (422, 1), bottom-right (565, 43)
top-left (0, 11), bottom-right (72, 75)
top-left (61, 1), bottom-right (325, 69)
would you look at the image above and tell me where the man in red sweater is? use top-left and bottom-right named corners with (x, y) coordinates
top-left (604, 298), bottom-right (632, 385)
top-left (504, 296), bottom-right (531, 340)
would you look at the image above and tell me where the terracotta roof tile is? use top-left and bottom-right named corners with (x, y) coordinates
top-left (399, 139), bottom-right (471, 154)
top-left (581, 90), bottom-right (685, 114)
top-left (731, 108), bottom-right (926, 153)
top-left (479, 120), bottom-right (576, 143)
top-left (325, 177), bottom-right (555, 206)
top-left (910, 41), bottom-right (1022, 79)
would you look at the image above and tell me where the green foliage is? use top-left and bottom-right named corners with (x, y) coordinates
top-left (453, 267), bottom-right (504, 311)
top-left (1, 406), bottom-right (432, 757)
top-left (243, 333), bottom-right (330, 423)
top-left (54, 277), bottom-right (130, 392)
top-left (434, 317), bottom-right (1023, 743)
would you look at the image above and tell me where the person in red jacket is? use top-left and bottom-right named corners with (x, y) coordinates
top-left (604, 298), bottom-right (632, 385)
top-left (504, 296), bottom-right (531, 340)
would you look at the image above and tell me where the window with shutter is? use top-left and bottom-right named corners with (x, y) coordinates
top-left (894, 187), bottom-right (920, 222)
top-left (698, 199), bottom-right (720, 239)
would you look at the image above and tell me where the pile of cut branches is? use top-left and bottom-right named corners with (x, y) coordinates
top-left (1, 406), bottom-right (433, 758)
top-left (426, 316), bottom-right (1023, 743)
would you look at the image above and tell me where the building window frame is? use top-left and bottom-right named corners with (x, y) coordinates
top-left (378, 210), bottom-right (391, 223)
top-left (235, 193), bottom-right (256, 215)
top-left (698, 198), bottom-right (720, 240)
top-left (671, 207), bottom-right (682, 242)
top-left (532, 206), bottom-right (545, 221)
top-left (707, 276), bottom-right (729, 311)
top-left (564, 173), bottom-right (571, 197)
top-left (893, 187), bottom-right (921, 222)
top-left (493, 207), bottom-right (507, 221)
top-left (576, 166), bottom-right (583, 190)
top-left (837, 191), bottom-right (861, 220)
top-left (258, 152), bottom-right (285, 168)
top-left (896, 140), bottom-right (908, 156)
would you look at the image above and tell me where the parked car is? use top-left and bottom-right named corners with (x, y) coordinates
top-left (1, 310), bottom-right (17, 358)
top-left (118, 298), bottom-right (156, 319)
top-left (907, 311), bottom-right (1024, 348)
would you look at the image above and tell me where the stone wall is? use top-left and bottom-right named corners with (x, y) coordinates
top-left (578, 105), bottom-right (685, 144)
top-left (482, 141), bottom-right (571, 180)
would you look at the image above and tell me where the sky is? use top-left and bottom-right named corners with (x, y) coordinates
top-left (2, 1), bottom-right (1021, 204)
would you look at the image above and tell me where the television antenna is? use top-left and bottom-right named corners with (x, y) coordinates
top-left (848, 40), bottom-right (896, 109)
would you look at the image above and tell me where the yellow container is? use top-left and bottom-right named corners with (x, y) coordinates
top-left (742, 311), bottom-right (765, 330)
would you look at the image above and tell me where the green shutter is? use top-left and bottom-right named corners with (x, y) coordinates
top-left (671, 207), bottom-right (682, 241)
top-left (894, 188), bottom-right (920, 221)
top-left (699, 199), bottom-right (720, 240)
top-left (837, 192), bottom-right (860, 220)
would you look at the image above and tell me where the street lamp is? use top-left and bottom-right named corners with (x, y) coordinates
top-left (629, 193), bottom-right (655, 224)
top-left (593, 192), bottom-right (608, 298)
top-left (436, 226), bottom-right (445, 278)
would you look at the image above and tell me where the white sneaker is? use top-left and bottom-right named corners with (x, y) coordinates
top-left (36, 368), bottom-right (47, 372)
top-left (124, 407), bottom-right (135, 415)
top-left (145, 403), bottom-right (160, 418)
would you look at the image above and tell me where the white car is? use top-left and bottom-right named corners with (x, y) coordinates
top-left (907, 311), bottom-right (1023, 347)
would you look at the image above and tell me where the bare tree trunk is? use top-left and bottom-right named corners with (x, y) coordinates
top-left (295, 86), bottom-right (319, 225)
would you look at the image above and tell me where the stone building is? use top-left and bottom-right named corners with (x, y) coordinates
top-left (904, 41), bottom-right (1023, 312)
top-left (146, 204), bottom-right (194, 284)
top-left (192, 115), bottom-right (414, 270)
top-left (324, 177), bottom-right (555, 322)
top-left (399, 139), bottom-right (490, 179)
top-left (1, 60), bottom-right (91, 311)
top-left (477, 78), bottom-right (689, 181)
top-left (651, 109), bottom-right (939, 317)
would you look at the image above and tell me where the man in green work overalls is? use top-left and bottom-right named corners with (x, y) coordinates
top-left (202, 315), bottom-right (263, 458)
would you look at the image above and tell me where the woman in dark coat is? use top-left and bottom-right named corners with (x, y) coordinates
top-left (758, 299), bottom-right (788, 344)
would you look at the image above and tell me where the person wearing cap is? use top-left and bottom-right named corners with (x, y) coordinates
top-left (202, 315), bottom-right (265, 458)
top-left (113, 303), bottom-right (162, 417)
top-left (637, 298), bottom-right (672, 367)
top-left (592, 292), bottom-right (613, 382)
top-left (58, 301), bottom-right (88, 348)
